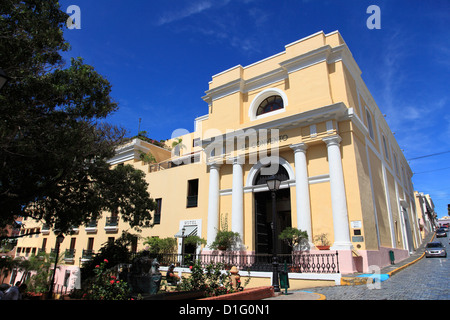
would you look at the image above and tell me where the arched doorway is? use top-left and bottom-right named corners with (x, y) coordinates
top-left (253, 165), bottom-right (292, 255)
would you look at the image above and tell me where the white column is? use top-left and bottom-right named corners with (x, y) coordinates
top-left (206, 163), bottom-right (221, 249)
top-left (231, 157), bottom-right (244, 248)
top-left (322, 135), bottom-right (353, 250)
top-left (290, 143), bottom-right (313, 247)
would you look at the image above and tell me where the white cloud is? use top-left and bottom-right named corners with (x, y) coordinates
top-left (157, 1), bottom-right (214, 26)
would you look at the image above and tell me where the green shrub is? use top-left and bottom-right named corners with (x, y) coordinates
top-left (178, 261), bottom-right (247, 297)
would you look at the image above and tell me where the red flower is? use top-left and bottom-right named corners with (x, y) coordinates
top-left (104, 259), bottom-right (109, 263)
top-left (111, 275), bottom-right (117, 280)
top-left (95, 265), bottom-right (100, 268)
top-left (110, 280), bottom-right (115, 284)
top-left (189, 266), bottom-right (193, 270)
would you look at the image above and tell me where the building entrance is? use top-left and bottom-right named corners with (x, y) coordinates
top-left (253, 165), bottom-right (292, 255)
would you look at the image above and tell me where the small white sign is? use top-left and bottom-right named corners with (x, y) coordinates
top-left (351, 220), bottom-right (362, 229)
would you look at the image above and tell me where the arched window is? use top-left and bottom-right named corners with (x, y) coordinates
top-left (256, 95), bottom-right (284, 116)
top-left (254, 164), bottom-right (289, 186)
top-left (249, 88), bottom-right (288, 121)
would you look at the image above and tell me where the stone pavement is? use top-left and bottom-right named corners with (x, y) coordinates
top-left (265, 232), bottom-right (445, 300)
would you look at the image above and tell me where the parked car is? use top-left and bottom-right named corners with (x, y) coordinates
top-left (436, 228), bottom-right (447, 238)
top-left (425, 241), bottom-right (447, 258)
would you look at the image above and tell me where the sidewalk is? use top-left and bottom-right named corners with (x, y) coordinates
top-left (380, 231), bottom-right (435, 276)
top-left (265, 232), bottom-right (436, 300)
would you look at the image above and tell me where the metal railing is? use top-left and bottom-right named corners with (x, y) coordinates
top-left (105, 216), bottom-right (119, 226)
top-left (82, 249), bottom-right (95, 260)
top-left (136, 251), bottom-right (340, 274)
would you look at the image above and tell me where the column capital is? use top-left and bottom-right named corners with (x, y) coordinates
top-left (207, 162), bottom-right (222, 170)
top-left (290, 142), bottom-right (308, 153)
top-left (322, 135), bottom-right (342, 146)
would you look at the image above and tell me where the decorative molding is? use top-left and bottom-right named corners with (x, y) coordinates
top-left (308, 174), bottom-right (330, 184)
top-left (245, 156), bottom-right (295, 187)
top-left (322, 135), bottom-right (342, 147)
top-left (248, 87), bottom-right (288, 121)
top-left (279, 45), bottom-right (330, 74)
top-left (107, 138), bottom-right (149, 165)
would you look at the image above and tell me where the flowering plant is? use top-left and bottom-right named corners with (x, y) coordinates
top-left (178, 261), bottom-right (244, 297)
top-left (84, 259), bottom-right (130, 300)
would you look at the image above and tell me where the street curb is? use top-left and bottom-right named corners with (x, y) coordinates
top-left (387, 252), bottom-right (425, 277)
top-left (314, 292), bottom-right (327, 300)
top-left (387, 233), bottom-right (435, 277)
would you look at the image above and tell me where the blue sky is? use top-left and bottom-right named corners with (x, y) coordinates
top-left (59, 0), bottom-right (449, 218)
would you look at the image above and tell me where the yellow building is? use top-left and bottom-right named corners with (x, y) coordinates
top-left (414, 191), bottom-right (438, 238)
top-left (14, 31), bottom-right (421, 289)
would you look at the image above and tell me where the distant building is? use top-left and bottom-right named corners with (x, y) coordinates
top-left (414, 192), bottom-right (438, 237)
top-left (438, 216), bottom-right (450, 228)
top-left (13, 31), bottom-right (421, 289)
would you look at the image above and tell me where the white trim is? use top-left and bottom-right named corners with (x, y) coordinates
top-left (218, 174), bottom-right (328, 195)
top-left (279, 45), bottom-right (330, 74)
top-left (366, 137), bottom-right (382, 248)
top-left (284, 30), bottom-right (326, 49)
top-left (238, 270), bottom-right (341, 286)
top-left (244, 52), bottom-right (285, 70)
top-left (248, 88), bottom-right (288, 121)
top-left (177, 219), bottom-right (203, 255)
top-left (308, 174), bottom-right (330, 184)
top-left (244, 68), bottom-right (287, 93)
top-left (382, 158), bottom-right (395, 248)
top-left (211, 64), bottom-right (242, 79)
top-left (245, 156), bottom-right (295, 187)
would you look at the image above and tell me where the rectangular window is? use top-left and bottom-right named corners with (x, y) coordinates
top-left (382, 135), bottom-right (390, 160)
top-left (393, 153), bottom-right (399, 175)
top-left (193, 138), bottom-right (200, 147)
top-left (154, 198), bottom-right (162, 224)
top-left (131, 236), bottom-right (138, 253)
top-left (401, 166), bottom-right (406, 186)
top-left (87, 237), bottom-right (94, 251)
top-left (70, 238), bottom-right (76, 250)
top-left (187, 179), bottom-right (199, 208)
top-left (365, 109), bottom-right (375, 140)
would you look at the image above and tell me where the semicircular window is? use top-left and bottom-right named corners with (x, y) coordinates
top-left (256, 95), bottom-right (284, 116)
top-left (254, 165), bottom-right (289, 186)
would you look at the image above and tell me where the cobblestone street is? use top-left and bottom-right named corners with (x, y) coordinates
top-left (306, 236), bottom-right (450, 300)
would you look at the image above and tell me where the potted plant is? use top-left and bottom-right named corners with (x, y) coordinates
top-left (184, 235), bottom-right (207, 249)
top-left (210, 230), bottom-right (240, 251)
top-left (210, 214), bottom-right (241, 251)
top-left (278, 227), bottom-right (308, 251)
top-left (279, 227), bottom-right (308, 272)
top-left (314, 233), bottom-right (331, 250)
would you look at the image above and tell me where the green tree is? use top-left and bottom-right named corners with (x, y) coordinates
top-left (24, 251), bottom-right (63, 294)
top-left (143, 237), bottom-right (177, 254)
top-left (0, 1), bottom-right (155, 232)
top-left (279, 227), bottom-right (308, 251)
top-left (79, 231), bottom-right (137, 288)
